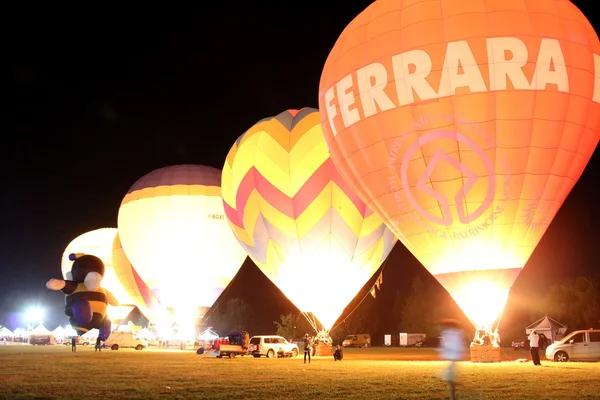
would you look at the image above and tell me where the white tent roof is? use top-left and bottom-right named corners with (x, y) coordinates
top-left (52, 326), bottom-right (65, 336)
top-left (0, 327), bottom-right (13, 337)
top-left (82, 329), bottom-right (99, 339)
top-left (526, 316), bottom-right (567, 333)
top-left (198, 328), bottom-right (219, 341)
top-left (30, 324), bottom-right (51, 334)
top-left (137, 328), bottom-right (155, 340)
top-left (64, 326), bottom-right (78, 337)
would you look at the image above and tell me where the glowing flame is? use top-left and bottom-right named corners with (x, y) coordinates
top-left (275, 248), bottom-right (373, 331)
top-left (450, 281), bottom-right (510, 330)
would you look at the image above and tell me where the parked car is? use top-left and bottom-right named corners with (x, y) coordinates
top-left (248, 335), bottom-right (299, 358)
top-left (545, 329), bottom-right (600, 362)
top-left (512, 333), bottom-right (550, 351)
top-left (63, 336), bottom-right (90, 346)
top-left (342, 334), bottom-right (371, 348)
top-left (104, 331), bottom-right (148, 351)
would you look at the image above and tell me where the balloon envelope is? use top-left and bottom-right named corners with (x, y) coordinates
top-left (222, 108), bottom-right (397, 330)
top-left (318, 0), bottom-right (600, 328)
top-left (117, 164), bottom-right (247, 325)
top-left (111, 233), bottom-right (166, 324)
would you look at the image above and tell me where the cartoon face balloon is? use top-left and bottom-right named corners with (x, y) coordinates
top-left (222, 108), bottom-right (397, 330)
top-left (61, 228), bottom-right (137, 322)
top-left (318, 0), bottom-right (600, 328)
top-left (46, 254), bottom-right (117, 338)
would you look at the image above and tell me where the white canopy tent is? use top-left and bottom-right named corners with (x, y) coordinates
top-left (52, 326), bottom-right (65, 337)
top-left (0, 327), bottom-right (13, 337)
top-left (526, 316), bottom-right (567, 343)
top-left (64, 326), bottom-right (78, 337)
top-left (198, 328), bottom-right (219, 341)
top-left (82, 329), bottom-right (99, 340)
top-left (30, 324), bottom-right (51, 335)
top-left (136, 328), bottom-right (156, 340)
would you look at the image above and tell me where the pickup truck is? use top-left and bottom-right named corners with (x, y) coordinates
top-left (197, 331), bottom-right (249, 358)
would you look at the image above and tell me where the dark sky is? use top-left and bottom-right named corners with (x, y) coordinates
top-left (3, 2), bottom-right (599, 333)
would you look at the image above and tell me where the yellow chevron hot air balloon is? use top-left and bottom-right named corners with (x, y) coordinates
top-left (222, 108), bottom-right (397, 330)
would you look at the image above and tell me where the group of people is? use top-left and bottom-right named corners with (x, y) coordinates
top-left (472, 328), bottom-right (501, 346)
top-left (302, 334), bottom-right (344, 364)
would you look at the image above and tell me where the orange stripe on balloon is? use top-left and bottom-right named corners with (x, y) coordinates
top-left (224, 158), bottom-right (372, 228)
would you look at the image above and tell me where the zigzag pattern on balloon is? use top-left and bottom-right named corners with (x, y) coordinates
top-left (222, 108), bottom-right (396, 269)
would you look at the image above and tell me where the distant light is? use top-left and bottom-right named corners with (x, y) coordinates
top-left (26, 308), bottom-right (44, 323)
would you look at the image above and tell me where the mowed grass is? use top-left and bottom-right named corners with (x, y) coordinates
top-left (1, 345), bottom-right (599, 399)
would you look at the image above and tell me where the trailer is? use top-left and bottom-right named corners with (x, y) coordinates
top-left (400, 333), bottom-right (426, 347)
top-left (29, 334), bottom-right (55, 345)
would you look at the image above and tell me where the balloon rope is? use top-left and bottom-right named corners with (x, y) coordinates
top-left (329, 258), bottom-right (390, 333)
top-left (301, 311), bottom-right (319, 333)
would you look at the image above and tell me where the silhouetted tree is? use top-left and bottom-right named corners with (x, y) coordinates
top-left (330, 297), bottom-right (379, 345)
top-left (398, 276), bottom-right (467, 337)
top-left (542, 276), bottom-right (600, 331)
top-left (273, 312), bottom-right (313, 341)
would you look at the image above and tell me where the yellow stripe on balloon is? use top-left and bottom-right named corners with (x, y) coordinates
top-left (330, 184), bottom-right (370, 236)
top-left (294, 183), bottom-right (333, 238)
top-left (221, 162), bottom-right (236, 206)
top-left (121, 185), bottom-right (220, 205)
top-left (256, 192), bottom-right (297, 233)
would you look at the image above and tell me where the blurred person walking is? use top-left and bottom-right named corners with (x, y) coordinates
top-left (438, 319), bottom-right (467, 400)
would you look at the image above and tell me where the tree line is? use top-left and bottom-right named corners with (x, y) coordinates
top-left (201, 275), bottom-right (600, 345)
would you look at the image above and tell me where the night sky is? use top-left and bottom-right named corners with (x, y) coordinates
top-left (4, 2), bottom-right (599, 334)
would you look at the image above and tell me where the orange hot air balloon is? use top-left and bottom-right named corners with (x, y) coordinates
top-left (319, 0), bottom-right (600, 330)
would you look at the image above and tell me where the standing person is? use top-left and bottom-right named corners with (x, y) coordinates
top-left (303, 334), bottom-right (312, 364)
top-left (95, 336), bottom-right (103, 352)
top-left (71, 337), bottom-right (77, 352)
top-left (528, 330), bottom-right (541, 365)
top-left (438, 319), bottom-right (467, 400)
top-left (492, 329), bottom-right (501, 346)
top-left (333, 345), bottom-right (343, 361)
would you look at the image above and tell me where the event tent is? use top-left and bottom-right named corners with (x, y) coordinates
top-left (0, 327), bottom-right (13, 337)
top-left (198, 328), bottom-right (219, 341)
top-left (30, 324), bottom-right (51, 335)
top-left (526, 316), bottom-right (567, 343)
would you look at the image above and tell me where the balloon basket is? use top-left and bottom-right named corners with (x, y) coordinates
top-left (470, 343), bottom-right (501, 363)
top-left (314, 343), bottom-right (333, 357)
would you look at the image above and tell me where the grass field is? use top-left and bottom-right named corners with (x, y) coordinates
top-left (1, 345), bottom-right (599, 399)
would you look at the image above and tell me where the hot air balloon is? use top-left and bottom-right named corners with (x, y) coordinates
top-left (221, 108), bottom-right (397, 332)
top-left (318, 0), bottom-right (600, 333)
top-left (61, 228), bottom-right (137, 324)
top-left (117, 164), bottom-right (248, 339)
top-left (111, 233), bottom-right (167, 325)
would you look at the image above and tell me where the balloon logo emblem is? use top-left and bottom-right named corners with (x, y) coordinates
top-left (400, 131), bottom-right (497, 227)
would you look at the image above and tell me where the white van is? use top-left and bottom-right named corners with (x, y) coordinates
top-left (104, 331), bottom-right (148, 351)
top-left (545, 329), bottom-right (600, 362)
